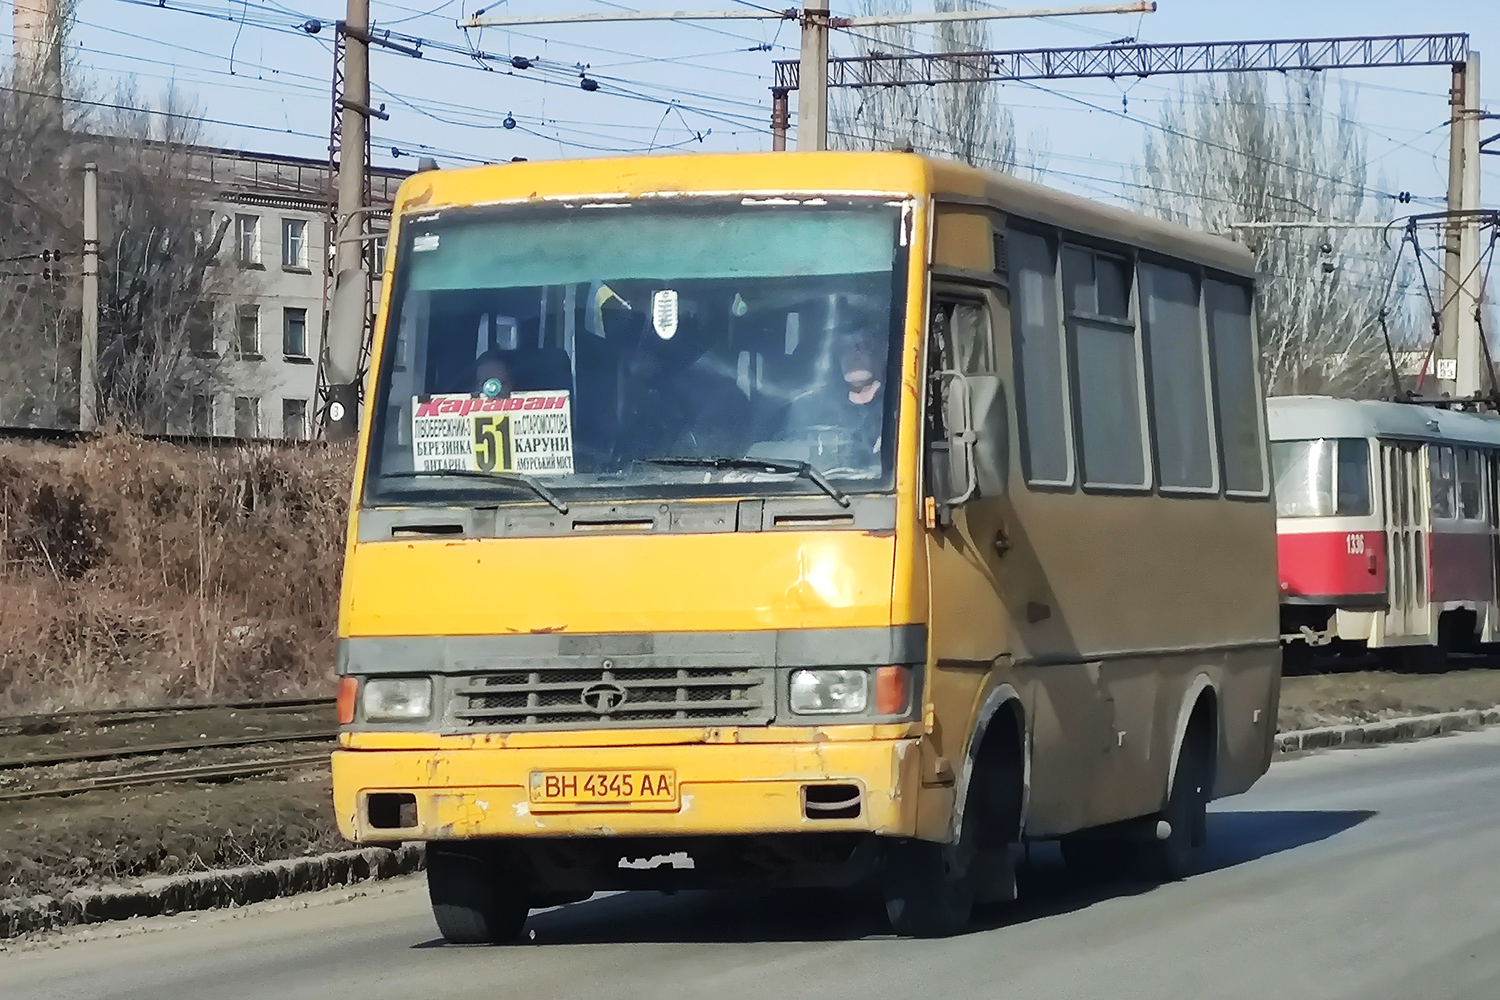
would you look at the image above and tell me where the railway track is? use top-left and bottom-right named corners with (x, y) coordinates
top-left (0, 697), bottom-right (339, 802)
top-left (0, 697), bottom-right (335, 734)
top-left (0, 752), bottom-right (333, 803)
top-left (0, 730), bottom-right (339, 770)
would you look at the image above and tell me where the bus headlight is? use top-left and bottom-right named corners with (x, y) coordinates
top-left (789, 669), bottom-right (868, 715)
top-left (361, 677), bottom-right (433, 722)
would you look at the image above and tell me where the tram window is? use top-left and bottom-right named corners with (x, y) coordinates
top-left (1271, 438), bottom-right (1369, 517)
top-left (1429, 446), bottom-right (1456, 520)
top-left (1009, 228), bottom-right (1071, 486)
top-left (1065, 246), bottom-right (1148, 489)
top-left (1205, 279), bottom-right (1267, 495)
top-left (1457, 448), bottom-right (1484, 520)
top-left (1141, 262), bottom-right (1214, 491)
top-left (1335, 439), bottom-right (1371, 516)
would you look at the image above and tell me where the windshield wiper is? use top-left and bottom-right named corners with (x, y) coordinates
top-left (643, 456), bottom-right (850, 508)
top-left (381, 470), bottom-right (569, 514)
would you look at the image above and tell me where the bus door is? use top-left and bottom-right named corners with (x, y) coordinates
top-left (920, 290), bottom-right (1014, 837)
top-left (1381, 441), bottom-right (1427, 638)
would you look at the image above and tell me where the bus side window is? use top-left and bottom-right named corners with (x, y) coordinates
top-left (1065, 245), bottom-right (1149, 490)
top-left (1008, 227), bottom-right (1072, 488)
top-left (1204, 279), bottom-right (1267, 496)
top-left (1140, 261), bottom-right (1214, 492)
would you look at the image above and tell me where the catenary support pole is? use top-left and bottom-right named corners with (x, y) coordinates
top-left (771, 88), bottom-right (789, 151)
top-left (798, 4), bottom-right (830, 151)
top-left (1438, 52), bottom-right (1484, 398)
top-left (80, 162), bottom-right (98, 433)
top-left (1456, 51), bottom-right (1483, 397)
top-left (323, 1), bottom-right (372, 439)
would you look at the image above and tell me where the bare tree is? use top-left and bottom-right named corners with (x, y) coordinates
top-left (829, 0), bottom-right (1046, 177)
top-left (0, 29), bottom-right (246, 432)
top-left (1137, 72), bottom-right (1419, 398)
top-left (84, 86), bottom-right (248, 432)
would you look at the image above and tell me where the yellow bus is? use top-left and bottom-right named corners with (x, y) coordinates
top-left (332, 151), bottom-right (1280, 941)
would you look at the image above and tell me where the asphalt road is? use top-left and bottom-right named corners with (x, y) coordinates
top-left (6, 727), bottom-right (1500, 1000)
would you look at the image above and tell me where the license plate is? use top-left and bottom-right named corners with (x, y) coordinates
top-left (528, 769), bottom-right (678, 811)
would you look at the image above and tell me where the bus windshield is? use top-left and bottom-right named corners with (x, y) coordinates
top-left (1271, 437), bottom-right (1370, 518)
top-left (363, 199), bottom-right (907, 506)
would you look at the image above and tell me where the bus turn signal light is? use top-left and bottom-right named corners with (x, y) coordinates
top-left (338, 676), bottom-right (358, 725)
top-left (875, 665), bottom-right (911, 716)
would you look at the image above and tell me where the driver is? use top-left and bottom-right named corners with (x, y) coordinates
top-left (780, 323), bottom-right (886, 456)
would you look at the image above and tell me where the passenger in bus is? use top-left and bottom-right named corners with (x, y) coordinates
top-left (471, 351), bottom-right (514, 398)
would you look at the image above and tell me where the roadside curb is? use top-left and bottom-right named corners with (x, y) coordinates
top-left (6, 709), bottom-right (1499, 940)
top-left (0, 843), bottom-right (425, 940)
top-left (1275, 707), bottom-right (1500, 754)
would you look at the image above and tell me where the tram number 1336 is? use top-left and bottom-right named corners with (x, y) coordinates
top-left (1345, 533), bottom-right (1366, 555)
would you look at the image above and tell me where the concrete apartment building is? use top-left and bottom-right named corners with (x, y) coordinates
top-left (182, 146), bottom-right (408, 440)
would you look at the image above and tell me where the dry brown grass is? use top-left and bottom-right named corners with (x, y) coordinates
top-left (0, 434), bottom-right (353, 713)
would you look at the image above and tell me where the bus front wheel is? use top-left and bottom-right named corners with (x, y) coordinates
top-left (881, 839), bottom-right (975, 938)
top-left (426, 843), bottom-right (531, 945)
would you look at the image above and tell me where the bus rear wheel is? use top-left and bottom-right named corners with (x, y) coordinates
top-left (426, 843), bottom-right (531, 945)
top-left (1135, 728), bottom-right (1212, 882)
top-left (881, 839), bottom-right (975, 938)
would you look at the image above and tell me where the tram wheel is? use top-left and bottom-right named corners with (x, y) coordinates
top-left (427, 843), bottom-right (531, 944)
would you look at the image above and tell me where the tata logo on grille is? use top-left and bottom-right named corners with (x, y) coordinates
top-left (580, 681), bottom-right (629, 714)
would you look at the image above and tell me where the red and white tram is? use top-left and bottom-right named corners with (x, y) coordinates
top-left (1269, 395), bottom-right (1500, 665)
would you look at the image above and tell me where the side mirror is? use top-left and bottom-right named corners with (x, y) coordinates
top-left (928, 369), bottom-right (1008, 525)
top-left (929, 370), bottom-right (978, 523)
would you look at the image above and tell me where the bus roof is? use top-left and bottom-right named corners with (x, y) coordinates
top-left (1268, 395), bottom-right (1500, 449)
top-left (391, 150), bottom-right (1255, 278)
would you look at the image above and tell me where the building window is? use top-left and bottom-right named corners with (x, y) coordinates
top-left (372, 233), bottom-right (388, 273)
top-left (191, 394), bottom-right (212, 436)
top-left (282, 218), bottom-right (308, 269)
top-left (236, 305), bottom-right (260, 357)
top-left (1205, 279), bottom-right (1267, 495)
top-left (234, 396), bottom-right (260, 439)
top-left (1140, 262), bottom-right (1215, 491)
top-left (188, 300), bottom-right (216, 355)
top-left (1008, 227), bottom-right (1071, 486)
top-left (283, 307), bottom-right (308, 357)
top-left (236, 214), bottom-right (261, 265)
top-left (282, 398), bottom-right (308, 440)
top-left (1064, 245), bottom-right (1148, 490)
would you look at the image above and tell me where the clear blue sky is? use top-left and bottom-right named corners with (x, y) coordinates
top-left (29, 0), bottom-right (1500, 212)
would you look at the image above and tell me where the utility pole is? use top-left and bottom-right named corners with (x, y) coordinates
top-left (798, 4), bottom-right (830, 151)
top-left (323, 1), bottom-right (373, 440)
top-left (79, 161), bottom-right (98, 433)
top-left (1437, 52), bottom-right (1484, 398)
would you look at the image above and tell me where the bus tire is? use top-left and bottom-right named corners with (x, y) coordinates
top-left (1135, 723), bottom-right (1212, 882)
top-left (882, 839), bottom-right (974, 938)
top-left (427, 843), bottom-right (531, 945)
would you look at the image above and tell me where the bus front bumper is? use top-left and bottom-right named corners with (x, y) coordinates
top-left (333, 736), bottom-right (922, 842)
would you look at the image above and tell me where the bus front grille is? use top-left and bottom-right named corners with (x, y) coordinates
top-left (451, 666), bottom-right (773, 730)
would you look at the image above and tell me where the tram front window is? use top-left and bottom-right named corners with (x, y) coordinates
top-left (1272, 438), bottom-right (1370, 518)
